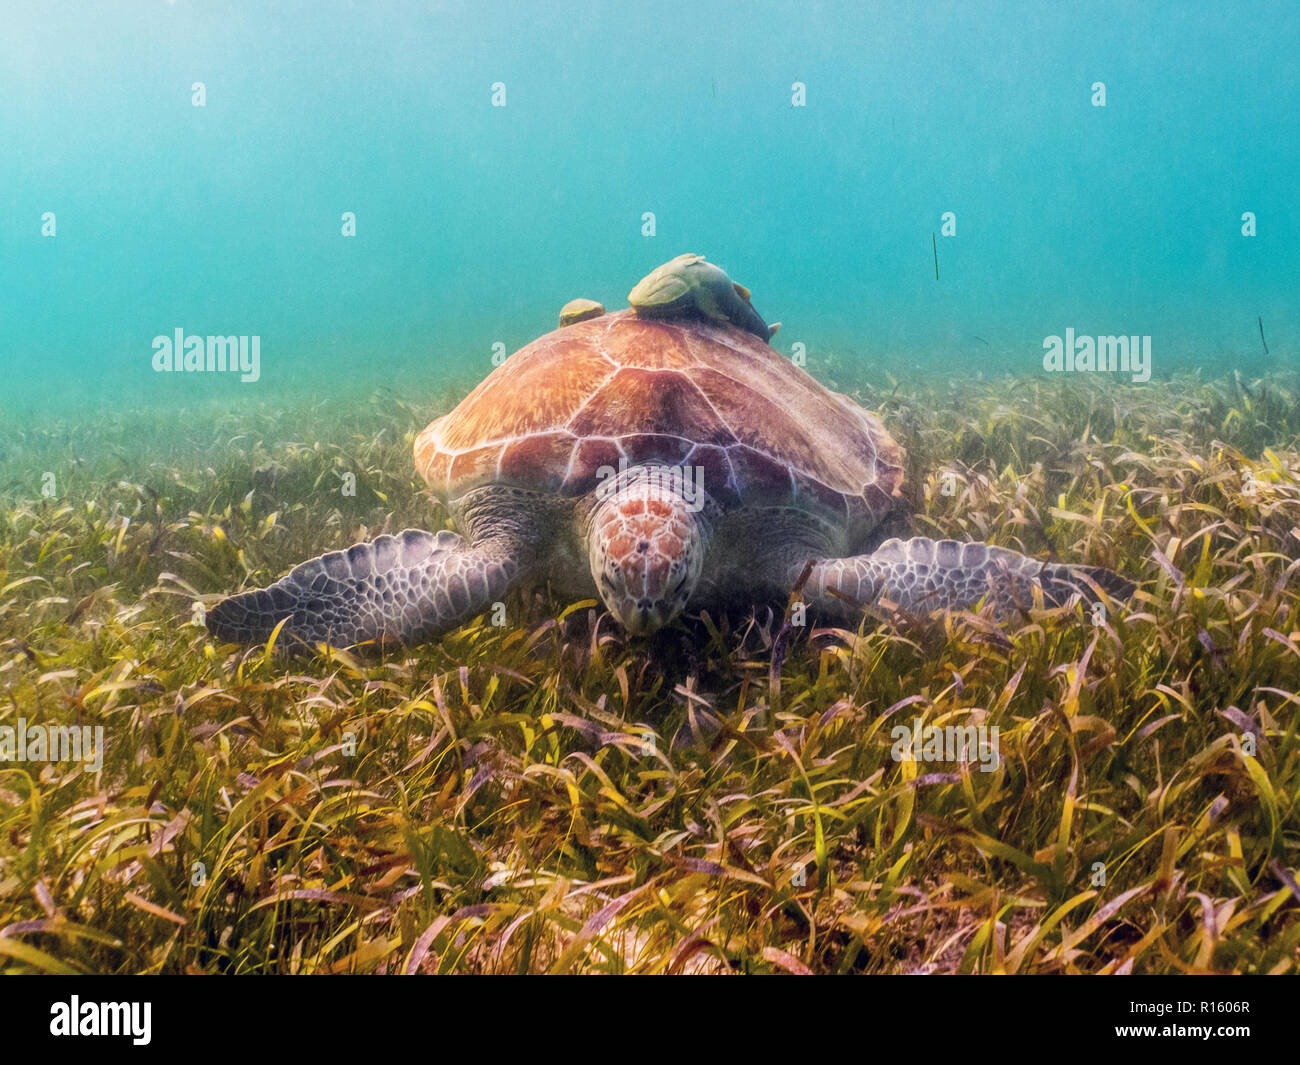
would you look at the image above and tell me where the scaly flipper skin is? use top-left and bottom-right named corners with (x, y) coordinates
top-left (207, 528), bottom-right (522, 649)
top-left (802, 536), bottom-right (1135, 619)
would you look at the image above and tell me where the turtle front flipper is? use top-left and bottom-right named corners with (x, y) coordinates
top-left (802, 537), bottom-right (1134, 620)
top-left (207, 528), bottom-right (523, 649)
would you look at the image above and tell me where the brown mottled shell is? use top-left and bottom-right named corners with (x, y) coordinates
top-left (414, 310), bottom-right (903, 532)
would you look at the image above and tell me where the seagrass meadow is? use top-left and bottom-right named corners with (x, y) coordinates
top-left (1, 368), bottom-right (1298, 974)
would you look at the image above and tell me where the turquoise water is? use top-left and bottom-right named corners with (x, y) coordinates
top-left (2, 1), bottom-right (1296, 414)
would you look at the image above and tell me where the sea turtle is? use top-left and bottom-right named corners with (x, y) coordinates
top-left (629, 253), bottom-right (780, 342)
top-left (207, 261), bottom-right (1133, 650)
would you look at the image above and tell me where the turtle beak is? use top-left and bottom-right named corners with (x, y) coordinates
top-left (601, 576), bottom-right (682, 636)
top-left (621, 600), bottom-right (669, 636)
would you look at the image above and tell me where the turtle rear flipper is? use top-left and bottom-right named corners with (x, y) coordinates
top-left (803, 537), bottom-right (1134, 619)
top-left (207, 528), bottom-right (522, 649)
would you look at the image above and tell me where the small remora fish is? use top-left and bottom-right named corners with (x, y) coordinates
top-left (629, 254), bottom-right (780, 343)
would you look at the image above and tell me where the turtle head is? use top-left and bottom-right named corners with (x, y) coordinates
top-left (587, 473), bottom-right (705, 635)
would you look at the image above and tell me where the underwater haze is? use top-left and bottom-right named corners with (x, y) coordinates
top-left (2, 0), bottom-right (1297, 413)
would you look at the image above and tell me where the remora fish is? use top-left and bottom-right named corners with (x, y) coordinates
top-left (628, 254), bottom-right (780, 343)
